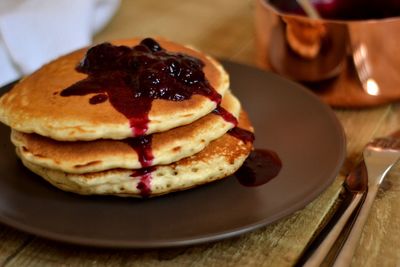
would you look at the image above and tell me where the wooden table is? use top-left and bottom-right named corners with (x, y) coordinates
top-left (1, 1), bottom-right (400, 266)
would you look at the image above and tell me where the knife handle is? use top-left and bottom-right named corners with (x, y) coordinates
top-left (303, 192), bottom-right (364, 267)
top-left (332, 185), bottom-right (379, 267)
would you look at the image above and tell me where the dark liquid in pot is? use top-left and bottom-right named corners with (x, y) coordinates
top-left (269, 0), bottom-right (400, 20)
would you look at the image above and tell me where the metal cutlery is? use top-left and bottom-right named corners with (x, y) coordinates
top-left (299, 132), bottom-right (400, 266)
top-left (332, 134), bottom-right (400, 266)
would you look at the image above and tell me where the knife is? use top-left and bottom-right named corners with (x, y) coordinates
top-left (296, 160), bottom-right (368, 267)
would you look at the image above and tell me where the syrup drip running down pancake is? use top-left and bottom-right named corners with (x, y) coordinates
top-left (0, 38), bottom-right (229, 141)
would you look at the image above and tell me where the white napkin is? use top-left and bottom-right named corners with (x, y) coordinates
top-left (0, 0), bottom-right (120, 86)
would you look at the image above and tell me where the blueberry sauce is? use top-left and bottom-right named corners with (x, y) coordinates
top-left (235, 149), bottom-right (282, 187)
top-left (228, 127), bottom-right (255, 143)
top-left (89, 93), bottom-right (108, 104)
top-left (227, 128), bottom-right (282, 187)
top-left (123, 136), bottom-right (154, 168)
top-left (60, 38), bottom-right (222, 197)
top-left (131, 166), bottom-right (156, 197)
top-left (122, 135), bottom-right (154, 197)
top-left (212, 106), bottom-right (238, 126)
top-left (60, 38), bottom-right (221, 136)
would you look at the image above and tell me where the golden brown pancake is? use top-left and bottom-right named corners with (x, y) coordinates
top-left (0, 38), bottom-right (229, 141)
top-left (18, 111), bottom-right (254, 197)
top-left (13, 91), bottom-right (241, 173)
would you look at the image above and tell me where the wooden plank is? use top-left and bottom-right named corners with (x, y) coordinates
top-left (335, 106), bottom-right (391, 169)
top-left (0, 224), bottom-right (32, 265)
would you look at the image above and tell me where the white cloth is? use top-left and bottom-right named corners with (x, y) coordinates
top-left (0, 0), bottom-right (120, 86)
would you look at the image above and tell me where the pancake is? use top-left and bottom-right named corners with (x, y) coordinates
top-left (0, 38), bottom-right (229, 141)
top-left (17, 111), bottom-right (254, 197)
top-left (13, 91), bottom-right (240, 174)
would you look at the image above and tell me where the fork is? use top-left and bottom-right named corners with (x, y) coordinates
top-left (332, 135), bottom-right (400, 266)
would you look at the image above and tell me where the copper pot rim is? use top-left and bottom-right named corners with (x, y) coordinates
top-left (260, 0), bottom-right (400, 25)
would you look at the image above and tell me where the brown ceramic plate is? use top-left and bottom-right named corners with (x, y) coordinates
top-left (0, 60), bottom-right (345, 248)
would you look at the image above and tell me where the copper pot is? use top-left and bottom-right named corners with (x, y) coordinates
top-left (255, 0), bottom-right (400, 98)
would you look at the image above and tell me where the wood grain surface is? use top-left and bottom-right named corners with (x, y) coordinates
top-left (0, 0), bottom-right (399, 266)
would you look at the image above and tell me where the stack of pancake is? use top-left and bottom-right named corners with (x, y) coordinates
top-left (0, 38), bottom-right (254, 197)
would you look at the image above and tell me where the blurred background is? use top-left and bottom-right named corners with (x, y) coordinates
top-left (0, 0), bottom-right (255, 87)
top-left (2, 0), bottom-right (399, 107)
